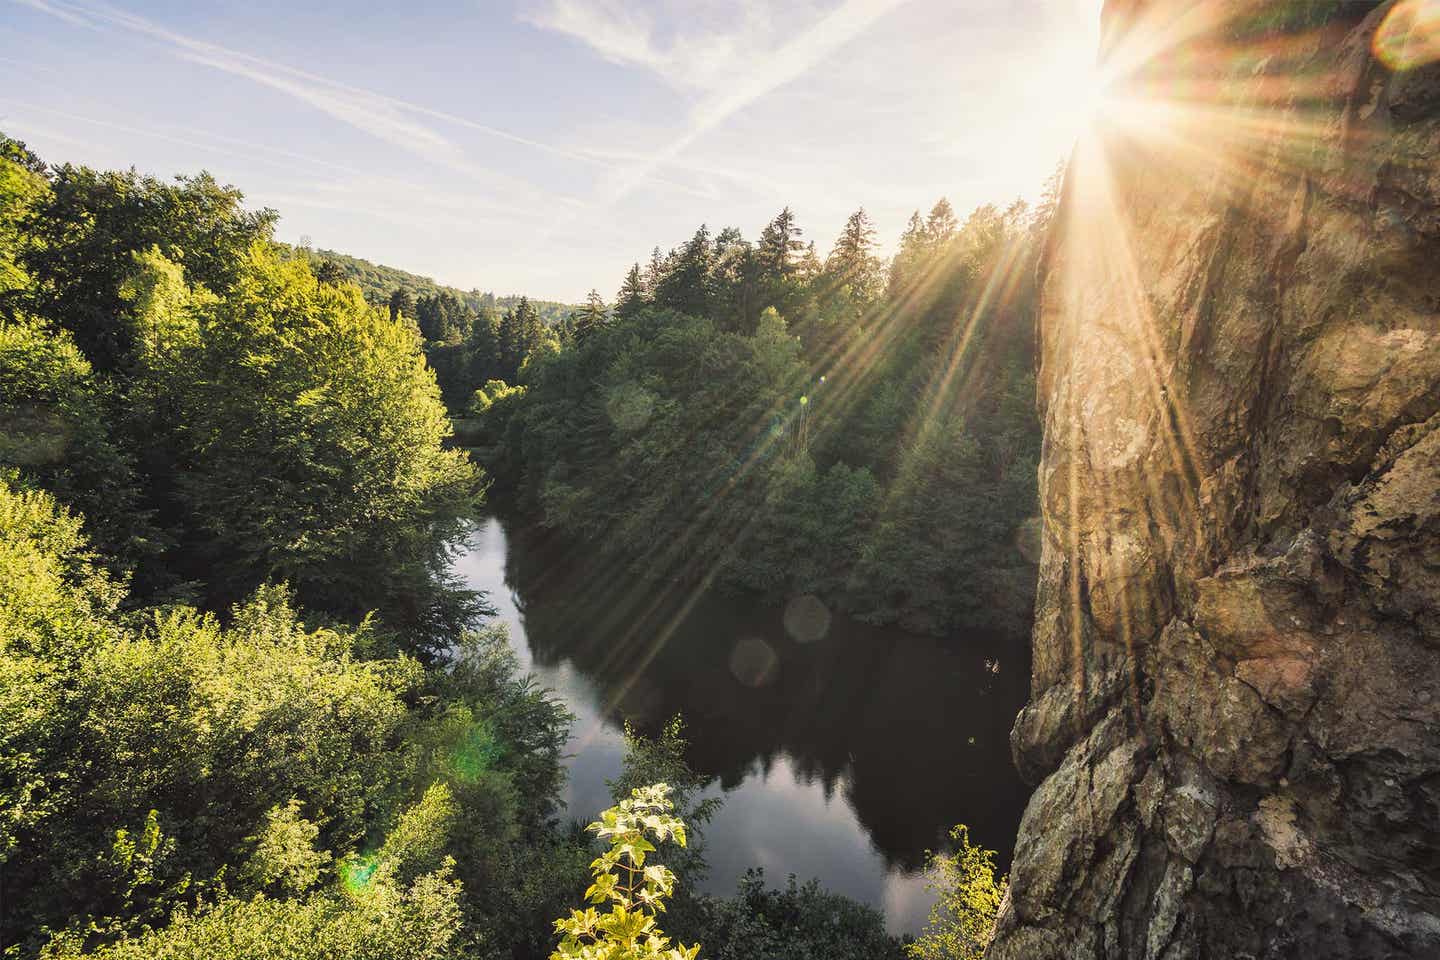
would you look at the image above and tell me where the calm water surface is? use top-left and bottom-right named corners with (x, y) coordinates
top-left (450, 515), bottom-right (1032, 935)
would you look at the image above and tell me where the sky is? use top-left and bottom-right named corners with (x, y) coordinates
top-left (1, 0), bottom-right (1102, 303)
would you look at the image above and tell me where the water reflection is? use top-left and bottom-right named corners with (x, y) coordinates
top-left (449, 515), bottom-right (1032, 934)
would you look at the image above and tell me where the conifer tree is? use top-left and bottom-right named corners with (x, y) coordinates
top-left (926, 199), bottom-right (959, 245)
top-left (758, 207), bottom-right (804, 282)
top-left (498, 307), bottom-right (519, 377)
top-left (710, 228), bottom-right (760, 332)
top-left (654, 224), bottom-right (713, 318)
top-left (574, 289), bottom-right (608, 341)
top-left (313, 258), bottom-right (346, 287)
top-left (888, 210), bottom-right (930, 297)
top-left (388, 287), bottom-right (415, 323)
top-left (416, 294), bottom-right (443, 341)
top-left (499, 296), bottom-right (545, 379)
top-left (822, 208), bottom-right (883, 326)
top-left (615, 263), bottom-right (647, 320)
top-left (798, 241), bottom-right (823, 285)
top-left (757, 207), bottom-right (807, 317)
top-left (643, 246), bottom-right (669, 296)
top-left (1033, 160), bottom-right (1066, 234)
top-left (828, 209), bottom-right (880, 290)
top-left (467, 305), bottom-right (501, 383)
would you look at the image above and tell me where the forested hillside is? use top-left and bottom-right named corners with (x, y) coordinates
top-left (8, 0), bottom-right (1433, 955)
top-left (471, 194), bottom-right (1054, 634)
top-left (0, 134), bottom-right (1006, 959)
top-left (0, 146), bottom-right (487, 656)
top-left (295, 246), bottom-right (574, 328)
top-left (0, 133), bottom-right (577, 959)
top-left (283, 247), bottom-right (573, 409)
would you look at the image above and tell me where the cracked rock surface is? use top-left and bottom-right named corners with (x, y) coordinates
top-left (990, 2), bottom-right (1440, 957)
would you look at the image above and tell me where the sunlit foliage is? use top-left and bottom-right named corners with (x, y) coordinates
top-left (1, 129), bottom-right (1029, 960)
top-left (122, 244), bottom-right (483, 652)
top-left (0, 137), bottom-right (484, 651)
top-left (18, 162), bottom-right (275, 373)
top-left (39, 869), bottom-right (465, 960)
top-left (472, 379), bottom-right (528, 416)
top-left (0, 474), bottom-right (584, 958)
top-left (550, 784), bottom-right (701, 960)
top-left (598, 717), bottom-right (907, 960)
top-left (0, 317), bottom-right (149, 570)
top-left (606, 718), bottom-right (721, 894)
top-left (0, 137), bottom-right (47, 311)
top-left (0, 478), bottom-right (418, 949)
top-left (907, 825), bottom-right (1007, 960)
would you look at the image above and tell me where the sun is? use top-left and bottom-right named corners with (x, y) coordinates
top-left (1070, 64), bottom-right (1113, 129)
top-left (1018, 26), bottom-right (1115, 154)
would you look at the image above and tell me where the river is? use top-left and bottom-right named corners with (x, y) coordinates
top-left (450, 514), bottom-right (1033, 935)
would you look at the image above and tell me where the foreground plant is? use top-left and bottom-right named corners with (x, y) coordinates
top-left (907, 824), bottom-right (1007, 960)
top-left (550, 784), bottom-right (701, 960)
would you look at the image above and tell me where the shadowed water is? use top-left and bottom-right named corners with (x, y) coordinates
top-left (450, 514), bottom-right (1032, 934)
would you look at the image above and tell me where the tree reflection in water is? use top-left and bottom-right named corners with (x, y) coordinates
top-left (454, 514), bottom-right (1033, 932)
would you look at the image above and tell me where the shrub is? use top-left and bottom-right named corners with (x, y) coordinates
top-left (907, 825), bottom-right (1006, 960)
top-left (550, 784), bottom-right (701, 960)
top-left (683, 870), bottom-right (905, 960)
top-left (40, 870), bottom-right (464, 960)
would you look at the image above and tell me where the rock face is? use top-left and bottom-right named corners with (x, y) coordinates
top-left (990, 2), bottom-right (1440, 957)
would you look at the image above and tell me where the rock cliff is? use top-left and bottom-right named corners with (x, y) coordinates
top-left (991, 2), bottom-right (1440, 957)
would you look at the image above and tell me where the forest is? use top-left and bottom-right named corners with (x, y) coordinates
top-left (295, 247), bottom-right (574, 409)
top-left (296, 246), bottom-right (574, 328)
top-left (0, 135), bottom-right (1009, 959)
top-left (446, 194), bottom-right (1052, 636)
top-left (8, 1), bottom-right (1439, 957)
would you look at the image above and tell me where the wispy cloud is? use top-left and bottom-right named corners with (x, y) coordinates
top-left (524, 0), bottom-right (789, 91)
top-left (8, 0), bottom-right (1101, 300)
top-left (0, 97), bottom-right (372, 177)
top-left (0, 98), bottom-right (551, 227)
top-left (559, 0), bottom-right (914, 202)
top-left (17, 0), bottom-right (901, 212)
top-left (12, 0), bottom-right (751, 207)
top-left (683, 0), bottom-right (911, 133)
top-left (34, 2), bottom-right (465, 161)
top-left (526, 1), bottom-right (669, 79)
top-left (264, 176), bottom-right (552, 232)
top-left (12, 0), bottom-right (95, 28)
top-left (7, 0), bottom-right (606, 202)
top-left (0, 55), bottom-right (67, 76)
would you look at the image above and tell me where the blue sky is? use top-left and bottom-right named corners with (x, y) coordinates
top-left (1, 0), bottom-right (1101, 302)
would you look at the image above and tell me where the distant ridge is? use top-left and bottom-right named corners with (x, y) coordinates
top-left (289, 244), bottom-right (577, 326)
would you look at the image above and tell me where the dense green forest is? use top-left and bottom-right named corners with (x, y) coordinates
top-left (0, 140), bottom-right (483, 658)
top-left (296, 246), bottom-right (575, 331)
top-left (470, 196), bottom-right (1052, 635)
top-left (0, 135), bottom-right (1013, 959)
top-left (291, 247), bottom-right (575, 409)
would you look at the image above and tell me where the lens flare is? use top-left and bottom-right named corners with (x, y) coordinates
top-left (1034, 0), bottom-right (1440, 734)
top-left (342, 854), bottom-right (378, 895)
top-left (503, 6), bottom-right (1423, 761)
top-left (783, 594), bottom-right (832, 644)
top-left (1374, 0), bottom-right (1440, 70)
top-left (730, 635), bottom-right (779, 688)
top-left (451, 722), bottom-right (500, 782)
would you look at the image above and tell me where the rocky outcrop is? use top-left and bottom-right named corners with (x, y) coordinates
top-left (991, 2), bottom-right (1440, 957)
